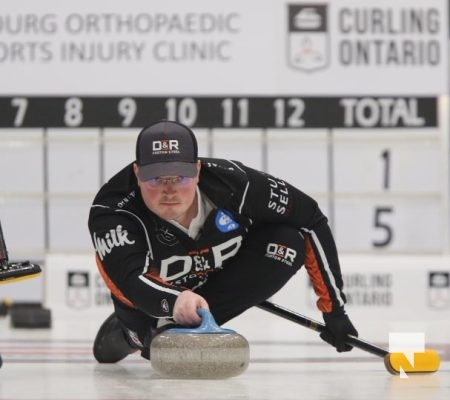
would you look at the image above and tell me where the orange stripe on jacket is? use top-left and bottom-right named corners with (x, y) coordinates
top-left (304, 235), bottom-right (333, 313)
top-left (95, 255), bottom-right (137, 309)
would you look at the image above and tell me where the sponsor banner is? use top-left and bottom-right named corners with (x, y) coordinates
top-left (44, 254), bottom-right (112, 319)
top-left (272, 255), bottom-right (450, 321)
top-left (44, 253), bottom-right (450, 321)
top-left (0, 0), bottom-right (447, 95)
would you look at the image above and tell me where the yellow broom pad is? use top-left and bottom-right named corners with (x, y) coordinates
top-left (384, 349), bottom-right (440, 374)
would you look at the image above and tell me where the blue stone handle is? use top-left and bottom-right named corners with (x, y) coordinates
top-left (166, 307), bottom-right (236, 334)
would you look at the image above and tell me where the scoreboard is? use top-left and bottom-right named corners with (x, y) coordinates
top-left (0, 0), bottom-right (449, 260)
top-left (0, 94), bottom-right (447, 257)
top-left (0, 96), bottom-right (437, 128)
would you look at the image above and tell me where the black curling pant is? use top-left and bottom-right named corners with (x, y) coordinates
top-left (196, 224), bottom-right (305, 325)
top-left (114, 224), bottom-right (305, 347)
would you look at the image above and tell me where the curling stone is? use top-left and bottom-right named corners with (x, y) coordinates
top-left (150, 308), bottom-right (249, 379)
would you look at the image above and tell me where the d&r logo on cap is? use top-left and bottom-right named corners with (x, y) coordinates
top-left (152, 140), bottom-right (180, 154)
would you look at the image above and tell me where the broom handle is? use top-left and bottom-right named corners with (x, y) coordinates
top-left (0, 221), bottom-right (9, 264)
top-left (258, 301), bottom-right (388, 358)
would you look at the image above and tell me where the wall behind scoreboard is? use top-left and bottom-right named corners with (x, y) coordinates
top-left (0, 0), bottom-right (449, 265)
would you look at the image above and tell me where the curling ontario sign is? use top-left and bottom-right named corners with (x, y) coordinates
top-left (287, 2), bottom-right (443, 72)
top-left (0, 0), bottom-right (446, 95)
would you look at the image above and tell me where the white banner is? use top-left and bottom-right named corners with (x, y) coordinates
top-left (44, 254), bottom-right (113, 319)
top-left (272, 255), bottom-right (450, 321)
top-left (44, 253), bottom-right (450, 322)
top-left (0, 0), bottom-right (447, 95)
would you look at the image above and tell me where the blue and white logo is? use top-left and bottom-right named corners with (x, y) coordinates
top-left (215, 209), bottom-right (240, 233)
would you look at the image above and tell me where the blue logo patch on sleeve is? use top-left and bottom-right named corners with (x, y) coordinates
top-left (215, 209), bottom-right (240, 232)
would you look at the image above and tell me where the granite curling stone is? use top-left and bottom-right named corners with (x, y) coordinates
top-left (150, 308), bottom-right (250, 379)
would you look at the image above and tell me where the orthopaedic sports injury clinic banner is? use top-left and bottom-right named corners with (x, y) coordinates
top-left (0, 0), bottom-right (447, 95)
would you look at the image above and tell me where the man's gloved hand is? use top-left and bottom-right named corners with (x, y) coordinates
top-left (320, 308), bottom-right (358, 352)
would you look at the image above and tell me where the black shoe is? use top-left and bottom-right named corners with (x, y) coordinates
top-left (0, 353), bottom-right (3, 368)
top-left (93, 313), bottom-right (138, 363)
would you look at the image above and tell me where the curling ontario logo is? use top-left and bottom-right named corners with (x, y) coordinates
top-left (66, 271), bottom-right (90, 309)
top-left (428, 271), bottom-right (450, 309)
top-left (287, 4), bottom-right (329, 72)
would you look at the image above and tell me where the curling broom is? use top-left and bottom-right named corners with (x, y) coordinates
top-left (258, 301), bottom-right (440, 375)
top-left (0, 220), bottom-right (41, 284)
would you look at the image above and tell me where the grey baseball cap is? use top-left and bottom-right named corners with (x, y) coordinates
top-left (135, 120), bottom-right (198, 180)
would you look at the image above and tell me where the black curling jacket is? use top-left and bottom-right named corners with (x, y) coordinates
top-left (88, 158), bottom-right (347, 319)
